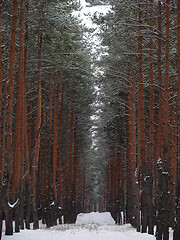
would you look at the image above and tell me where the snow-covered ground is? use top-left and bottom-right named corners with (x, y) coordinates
top-left (2, 212), bottom-right (160, 240)
top-left (2, 224), bottom-right (156, 240)
top-left (76, 212), bottom-right (115, 225)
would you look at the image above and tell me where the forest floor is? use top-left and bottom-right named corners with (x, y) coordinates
top-left (2, 212), bottom-right (173, 240)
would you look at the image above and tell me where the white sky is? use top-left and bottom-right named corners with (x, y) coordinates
top-left (75, 0), bottom-right (111, 28)
top-left (75, 0), bottom-right (111, 148)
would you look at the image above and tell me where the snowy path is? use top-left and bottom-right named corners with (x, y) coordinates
top-left (2, 224), bottom-right (156, 240)
top-left (2, 212), bottom-right (173, 240)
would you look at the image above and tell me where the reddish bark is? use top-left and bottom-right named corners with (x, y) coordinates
top-left (43, 111), bottom-right (48, 206)
top-left (155, 0), bottom-right (163, 196)
top-left (31, 35), bottom-right (42, 230)
top-left (23, 0), bottom-right (29, 181)
top-left (49, 70), bottom-right (53, 140)
top-left (64, 98), bottom-right (69, 193)
top-left (58, 86), bottom-right (64, 205)
top-left (0, 79), bottom-right (7, 185)
top-left (148, 0), bottom-right (154, 172)
top-left (137, 1), bottom-right (146, 174)
top-left (68, 104), bottom-right (74, 193)
top-left (52, 81), bottom-right (59, 201)
top-left (73, 116), bottom-right (78, 204)
top-left (169, 88), bottom-right (177, 191)
top-left (28, 85), bottom-right (33, 156)
top-left (6, 0), bottom-right (18, 190)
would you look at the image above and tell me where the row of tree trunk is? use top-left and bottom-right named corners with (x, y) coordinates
top-left (0, 0), bottom-right (87, 238)
top-left (104, 1), bottom-right (180, 240)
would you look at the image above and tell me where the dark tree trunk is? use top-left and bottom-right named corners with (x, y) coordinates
top-left (156, 164), bottom-right (170, 240)
top-left (63, 197), bottom-right (76, 224)
top-left (1, 185), bottom-right (13, 235)
top-left (0, 201), bottom-right (2, 240)
top-left (173, 198), bottom-right (180, 239)
top-left (15, 205), bottom-right (20, 232)
top-left (176, 0), bottom-right (180, 237)
top-left (19, 193), bottom-right (24, 230)
top-left (45, 192), bottom-right (54, 228)
top-left (141, 176), bottom-right (154, 234)
top-left (25, 183), bottom-right (31, 229)
top-left (129, 179), bottom-right (140, 231)
top-left (4, 208), bottom-right (13, 235)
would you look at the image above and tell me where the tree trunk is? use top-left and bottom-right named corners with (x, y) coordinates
top-left (0, 2), bottom-right (3, 238)
top-left (12, 0), bottom-right (25, 232)
top-left (173, 198), bottom-right (180, 239)
top-left (0, 199), bottom-right (1, 239)
top-left (137, 1), bottom-right (146, 233)
top-left (72, 116), bottom-right (78, 221)
top-left (23, 1), bottom-right (30, 228)
top-left (5, 0), bottom-right (18, 235)
top-left (155, 0), bottom-right (163, 199)
top-left (58, 86), bottom-right (63, 213)
top-left (42, 111), bottom-right (48, 224)
top-left (6, 0), bottom-right (18, 180)
top-left (156, 163), bottom-right (170, 240)
top-left (64, 98), bottom-right (69, 197)
top-left (0, 0), bottom-right (3, 186)
top-left (25, 182), bottom-right (31, 230)
top-left (162, 0), bottom-right (170, 172)
top-left (147, 0), bottom-right (154, 234)
top-left (174, 1), bottom-right (180, 238)
top-left (31, 35), bottom-right (42, 230)
top-left (156, 2), bottom-right (171, 238)
top-left (52, 80), bottom-right (59, 224)
top-left (52, 81), bottom-right (59, 202)
top-left (68, 104), bottom-right (74, 196)
top-left (127, 63), bottom-right (140, 231)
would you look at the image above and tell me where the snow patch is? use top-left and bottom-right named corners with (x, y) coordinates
top-left (76, 212), bottom-right (115, 225)
top-left (50, 201), bottom-right (55, 206)
top-left (8, 199), bottom-right (19, 209)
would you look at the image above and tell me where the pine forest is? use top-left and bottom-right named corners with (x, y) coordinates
top-left (0, 0), bottom-right (180, 240)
